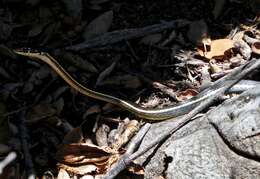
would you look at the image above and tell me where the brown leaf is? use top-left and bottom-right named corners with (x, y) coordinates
top-left (83, 11), bottom-right (113, 40)
top-left (55, 143), bottom-right (117, 164)
top-left (176, 89), bottom-right (198, 102)
top-left (111, 120), bottom-right (139, 150)
top-left (62, 127), bottom-right (84, 145)
top-left (252, 42), bottom-right (260, 55)
top-left (127, 162), bottom-right (145, 175)
top-left (27, 104), bottom-right (57, 122)
top-left (197, 39), bottom-right (234, 60)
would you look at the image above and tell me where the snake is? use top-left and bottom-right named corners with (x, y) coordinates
top-left (13, 49), bottom-right (260, 120)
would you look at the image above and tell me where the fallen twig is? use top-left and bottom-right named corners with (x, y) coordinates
top-left (65, 20), bottom-right (189, 51)
top-left (104, 57), bottom-right (260, 178)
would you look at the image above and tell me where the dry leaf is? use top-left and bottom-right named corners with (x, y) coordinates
top-left (111, 120), bottom-right (139, 150)
top-left (55, 143), bottom-right (116, 164)
top-left (56, 143), bottom-right (122, 175)
top-left (62, 127), bottom-right (84, 144)
top-left (58, 163), bottom-right (97, 175)
top-left (233, 40), bottom-right (251, 60)
top-left (127, 162), bottom-right (145, 175)
top-left (27, 104), bottom-right (57, 122)
top-left (252, 42), bottom-right (260, 55)
top-left (53, 98), bottom-right (64, 115)
top-left (83, 11), bottom-right (113, 40)
top-left (197, 39), bottom-right (234, 59)
top-left (232, 31), bottom-right (244, 41)
top-left (209, 60), bottom-right (223, 73)
top-left (140, 33), bottom-right (162, 45)
top-left (28, 22), bottom-right (49, 37)
top-left (176, 89), bottom-right (198, 102)
top-left (62, 52), bottom-right (98, 73)
top-left (57, 168), bottom-right (70, 179)
top-left (96, 60), bottom-right (117, 86)
top-left (83, 105), bottom-right (101, 119)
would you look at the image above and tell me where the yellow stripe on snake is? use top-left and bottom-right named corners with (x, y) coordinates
top-left (13, 50), bottom-right (260, 120)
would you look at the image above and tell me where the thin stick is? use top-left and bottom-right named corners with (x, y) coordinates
top-left (66, 20), bottom-right (189, 51)
top-left (104, 123), bottom-right (151, 179)
top-left (104, 57), bottom-right (260, 178)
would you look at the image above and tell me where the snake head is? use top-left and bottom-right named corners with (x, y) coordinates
top-left (13, 48), bottom-right (47, 58)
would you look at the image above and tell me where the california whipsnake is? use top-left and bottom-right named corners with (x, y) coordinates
top-left (13, 49), bottom-right (260, 120)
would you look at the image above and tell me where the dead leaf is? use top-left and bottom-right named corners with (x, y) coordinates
top-left (83, 11), bottom-right (113, 40)
top-left (28, 22), bottom-right (49, 37)
top-left (57, 168), bottom-right (70, 179)
top-left (58, 163), bottom-right (97, 175)
top-left (53, 98), bottom-right (64, 115)
top-left (83, 105), bottom-right (101, 119)
top-left (140, 33), bottom-right (162, 45)
top-left (233, 40), bottom-right (251, 60)
top-left (127, 162), bottom-right (145, 175)
top-left (176, 89), bottom-right (198, 102)
top-left (232, 31), bottom-right (244, 41)
top-left (252, 42), bottom-right (260, 55)
top-left (197, 39), bottom-right (234, 59)
top-left (96, 60), bottom-right (117, 87)
top-left (62, 52), bottom-right (98, 73)
top-left (27, 104), bottom-right (57, 122)
top-left (209, 60), bottom-right (223, 73)
top-left (111, 120), bottom-right (139, 150)
top-left (56, 143), bottom-right (122, 175)
top-left (62, 127), bottom-right (84, 144)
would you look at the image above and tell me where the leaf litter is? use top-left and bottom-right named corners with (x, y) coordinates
top-left (0, 0), bottom-right (259, 178)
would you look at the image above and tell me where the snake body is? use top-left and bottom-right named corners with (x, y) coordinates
top-left (13, 50), bottom-right (260, 120)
